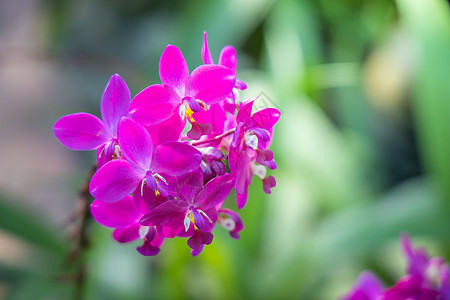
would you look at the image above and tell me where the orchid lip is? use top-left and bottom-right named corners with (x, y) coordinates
top-left (244, 131), bottom-right (258, 150)
top-left (218, 215), bottom-right (235, 231)
top-left (251, 162), bottom-right (267, 179)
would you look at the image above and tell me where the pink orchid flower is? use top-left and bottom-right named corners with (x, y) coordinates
top-left (53, 74), bottom-right (130, 166)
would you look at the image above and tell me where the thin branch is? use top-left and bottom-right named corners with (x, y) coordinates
top-left (66, 163), bottom-right (97, 300)
top-left (190, 128), bottom-right (236, 147)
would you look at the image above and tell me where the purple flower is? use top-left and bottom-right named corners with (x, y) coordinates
top-left (217, 208), bottom-right (244, 239)
top-left (382, 234), bottom-right (450, 300)
top-left (54, 35), bottom-right (279, 257)
top-left (54, 74), bottom-right (130, 166)
top-left (342, 234), bottom-right (450, 300)
top-left (140, 172), bottom-right (233, 254)
top-left (129, 44), bottom-right (236, 140)
top-left (89, 117), bottom-right (202, 203)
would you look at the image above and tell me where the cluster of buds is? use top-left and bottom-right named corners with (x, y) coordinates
top-left (53, 32), bottom-right (280, 256)
top-left (342, 234), bottom-right (450, 300)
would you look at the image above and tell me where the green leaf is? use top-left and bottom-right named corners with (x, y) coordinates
top-left (0, 193), bottom-right (66, 255)
top-left (396, 0), bottom-right (450, 207)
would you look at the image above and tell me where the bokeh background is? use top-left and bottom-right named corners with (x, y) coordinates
top-left (0, 0), bottom-right (449, 299)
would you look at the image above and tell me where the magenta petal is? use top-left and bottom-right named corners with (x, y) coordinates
top-left (101, 74), bottom-right (131, 135)
top-left (191, 208), bottom-right (206, 231)
top-left (140, 200), bottom-right (187, 227)
top-left (201, 31), bottom-right (214, 64)
top-left (137, 239), bottom-right (160, 256)
top-left (187, 65), bottom-right (236, 105)
top-left (236, 189), bottom-right (248, 210)
top-left (256, 149), bottom-right (272, 165)
top-left (172, 172), bottom-right (203, 204)
top-left (152, 113), bottom-right (185, 144)
top-left (133, 185), bottom-right (165, 213)
top-left (90, 196), bottom-right (140, 228)
top-left (440, 265), bottom-right (450, 297)
top-left (96, 147), bottom-right (109, 168)
top-left (89, 160), bottom-right (142, 203)
top-left (146, 172), bottom-right (158, 191)
top-left (187, 230), bottom-right (213, 250)
top-left (150, 227), bottom-right (165, 248)
top-left (191, 103), bottom-right (226, 135)
top-left (231, 123), bottom-right (243, 150)
top-left (235, 151), bottom-right (252, 195)
top-left (209, 103), bottom-right (226, 133)
top-left (211, 160), bottom-right (225, 176)
top-left (54, 113), bottom-right (110, 150)
top-left (246, 108), bottom-right (281, 130)
top-left (190, 244), bottom-right (205, 256)
top-left (252, 127), bottom-right (270, 142)
top-left (113, 224), bottom-right (140, 243)
top-left (235, 79), bottom-right (247, 90)
top-left (223, 100), bottom-right (237, 114)
top-left (145, 226), bottom-right (156, 242)
top-left (266, 159), bottom-right (277, 170)
top-left (383, 275), bottom-right (438, 299)
top-left (187, 122), bottom-right (212, 140)
top-left (146, 113), bottom-right (185, 145)
top-left (196, 173), bottom-right (233, 209)
top-left (219, 209), bottom-right (244, 239)
top-left (262, 150), bottom-right (274, 161)
top-left (131, 103), bottom-right (177, 127)
top-left (202, 208), bottom-right (218, 231)
top-left (151, 142), bottom-right (202, 176)
top-left (118, 117), bottom-right (153, 170)
top-left (236, 100), bottom-right (254, 124)
top-left (262, 176), bottom-right (276, 194)
top-left (159, 45), bottom-right (189, 95)
top-left (218, 45), bottom-right (237, 73)
top-left (228, 147), bottom-right (238, 174)
top-left (162, 222), bottom-right (185, 238)
top-left (129, 84), bottom-right (179, 126)
top-left (198, 147), bottom-right (224, 160)
top-left (184, 96), bottom-right (201, 113)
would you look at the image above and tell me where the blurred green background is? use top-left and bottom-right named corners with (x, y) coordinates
top-left (0, 0), bottom-right (449, 299)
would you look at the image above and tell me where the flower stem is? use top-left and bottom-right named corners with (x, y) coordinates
top-left (66, 163), bottom-right (97, 300)
top-left (191, 128), bottom-right (235, 147)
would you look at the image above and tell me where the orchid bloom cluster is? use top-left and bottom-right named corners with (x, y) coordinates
top-left (53, 32), bottom-right (280, 256)
top-left (342, 234), bottom-right (450, 300)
